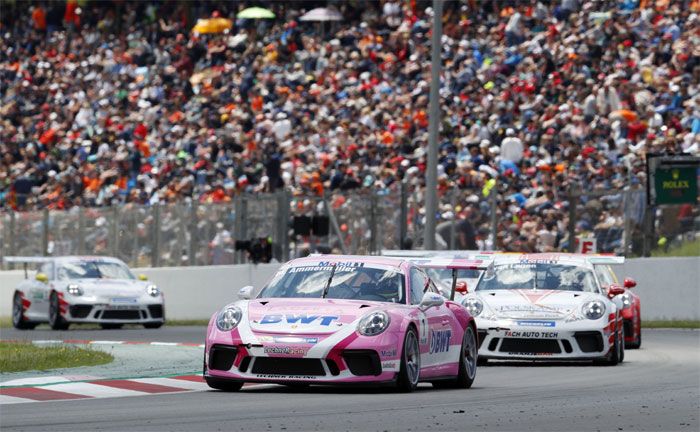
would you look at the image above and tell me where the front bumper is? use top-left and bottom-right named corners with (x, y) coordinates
top-left (475, 317), bottom-right (615, 361)
top-left (65, 302), bottom-right (165, 324)
top-left (204, 327), bottom-right (403, 384)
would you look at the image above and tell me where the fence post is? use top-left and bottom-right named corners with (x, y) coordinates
top-left (450, 188), bottom-right (457, 250)
top-left (399, 181), bottom-right (408, 249)
top-left (42, 208), bottom-right (49, 256)
top-left (151, 204), bottom-right (161, 267)
top-left (642, 205), bottom-right (655, 257)
top-left (277, 190), bottom-right (291, 261)
top-left (188, 201), bottom-right (197, 266)
top-left (490, 183), bottom-right (498, 250)
top-left (369, 193), bottom-right (378, 255)
top-left (324, 195), bottom-right (347, 255)
top-left (567, 185), bottom-right (579, 253)
top-left (8, 211), bottom-right (16, 269)
top-left (111, 206), bottom-right (119, 258)
top-left (622, 186), bottom-right (632, 256)
top-left (77, 207), bottom-right (86, 255)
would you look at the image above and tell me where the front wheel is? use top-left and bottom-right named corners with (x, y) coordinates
top-left (205, 376), bottom-right (244, 392)
top-left (433, 326), bottom-right (478, 389)
top-left (396, 327), bottom-right (421, 392)
top-left (49, 292), bottom-right (69, 330)
top-left (596, 320), bottom-right (623, 366)
top-left (12, 292), bottom-right (37, 330)
top-left (143, 322), bottom-right (163, 329)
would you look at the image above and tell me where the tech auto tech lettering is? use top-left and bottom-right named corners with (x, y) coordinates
top-left (429, 330), bottom-right (452, 354)
top-left (260, 314), bottom-right (339, 326)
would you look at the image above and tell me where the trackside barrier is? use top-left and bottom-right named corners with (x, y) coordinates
top-left (0, 258), bottom-right (697, 321)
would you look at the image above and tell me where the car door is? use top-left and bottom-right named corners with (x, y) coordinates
top-left (29, 261), bottom-right (53, 316)
top-left (409, 268), bottom-right (453, 368)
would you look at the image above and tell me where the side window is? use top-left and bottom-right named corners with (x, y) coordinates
top-left (427, 280), bottom-right (440, 295)
top-left (409, 268), bottom-right (428, 305)
top-left (594, 266), bottom-right (614, 287)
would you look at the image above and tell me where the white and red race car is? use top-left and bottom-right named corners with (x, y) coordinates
top-left (6, 256), bottom-right (165, 330)
top-left (461, 253), bottom-right (626, 365)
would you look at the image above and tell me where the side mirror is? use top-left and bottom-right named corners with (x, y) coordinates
top-left (239, 285), bottom-right (254, 300)
top-left (138, 274), bottom-right (148, 281)
top-left (419, 291), bottom-right (445, 310)
top-left (623, 278), bottom-right (636, 289)
top-left (607, 283), bottom-right (625, 297)
top-left (455, 281), bottom-right (468, 294)
top-left (35, 273), bottom-right (49, 283)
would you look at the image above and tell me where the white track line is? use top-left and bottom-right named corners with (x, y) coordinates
top-left (46, 382), bottom-right (148, 398)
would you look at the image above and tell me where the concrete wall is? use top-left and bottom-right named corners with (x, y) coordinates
top-left (0, 257), bottom-right (698, 321)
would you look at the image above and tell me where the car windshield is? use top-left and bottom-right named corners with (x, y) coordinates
top-left (258, 263), bottom-right (405, 304)
top-left (58, 261), bottom-right (134, 280)
top-left (476, 263), bottom-right (598, 293)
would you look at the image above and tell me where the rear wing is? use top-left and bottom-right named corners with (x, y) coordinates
top-left (408, 257), bottom-right (494, 301)
top-left (3, 256), bottom-right (53, 279)
top-left (585, 255), bottom-right (625, 265)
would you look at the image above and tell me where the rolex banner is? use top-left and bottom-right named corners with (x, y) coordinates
top-left (647, 154), bottom-right (699, 206)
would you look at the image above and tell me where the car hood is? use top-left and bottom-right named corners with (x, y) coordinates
top-left (68, 279), bottom-right (147, 297)
top-left (246, 298), bottom-right (386, 335)
top-left (476, 289), bottom-right (598, 320)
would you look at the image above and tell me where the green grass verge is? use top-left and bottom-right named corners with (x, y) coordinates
top-left (0, 317), bottom-right (209, 329)
top-left (642, 320), bottom-right (700, 329)
top-left (651, 239), bottom-right (700, 257)
top-left (0, 341), bottom-right (114, 373)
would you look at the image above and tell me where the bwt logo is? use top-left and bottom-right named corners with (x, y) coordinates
top-left (429, 329), bottom-right (452, 354)
top-left (259, 314), bottom-right (339, 326)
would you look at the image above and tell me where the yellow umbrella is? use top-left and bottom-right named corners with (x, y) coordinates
top-left (192, 17), bottom-right (233, 34)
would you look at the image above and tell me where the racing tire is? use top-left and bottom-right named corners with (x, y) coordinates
top-left (205, 376), bottom-right (244, 392)
top-left (433, 326), bottom-right (477, 389)
top-left (627, 328), bottom-right (641, 350)
top-left (100, 324), bottom-right (124, 330)
top-left (12, 292), bottom-right (37, 330)
top-left (143, 322), bottom-right (163, 329)
top-left (49, 292), bottom-right (70, 330)
top-left (596, 320), bottom-right (623, 366)
top-left (396, 327), bottom-right (421, 393)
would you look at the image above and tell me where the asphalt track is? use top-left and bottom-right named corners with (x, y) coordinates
top-left (1, 329), bottom-right (698, 432)
top-left (0, 325), bottom-right (206, 343)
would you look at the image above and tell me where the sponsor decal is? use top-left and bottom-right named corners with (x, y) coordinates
top-left (111, 297), bottom-right (138, 303)
top-left (505, 331), bottom-right (558, 338)
top-left (263, 346), bottom-right (309, 355)
top-left (259, 314), bottom-right (339, 326)
top-left (290, 262), bottom-right (364, 273)
top-left (380, 348), bottom-right (397, 357)
top-left (516, 320), bottom-right (556, 327)
top-left (508, 352), bottom-right (554, 356)
top-left (429, 329), bottom-right (452, 354)
top-left (255, 374), bottom-right (318, 380)
top-left (418, 312), bottom-right (428, 345)
top-left (381, 362), bottom-right (397, 369)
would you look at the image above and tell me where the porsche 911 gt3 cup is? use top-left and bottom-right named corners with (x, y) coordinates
top-left (462, 253), bottom-right (625, 365)
top-left (6, 256), bottom-right (165, 330)
top-left (204, 255), bottom-right (488, 392)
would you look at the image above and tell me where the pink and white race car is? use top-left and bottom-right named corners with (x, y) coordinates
top-left (204, 255), bottom-right (487, 392)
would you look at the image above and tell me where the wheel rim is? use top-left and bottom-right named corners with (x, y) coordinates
top-left (405, 331), bottom-right (420, 386)
top-left (49, 295), bottom-right (57, 324)
top-left (13, 294), bottom-right (22, 325)
top-left (463, 328), bottom-right (477, 379)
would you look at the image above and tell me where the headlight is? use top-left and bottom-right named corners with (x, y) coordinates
top-left (147, 284), bottom-right (160, 297)
top-left (67, 284), bottom-right (83, 296)
top-left (582, 300), bottom-right (606, 320)
top-left (619, 293), bottom-right (632, 309)
top-left (216, 306), bottom-right (242, 331)
top-left (357, 311), bottom-right (390, 336)
top-left (463, 298), bottom-right (483, 317)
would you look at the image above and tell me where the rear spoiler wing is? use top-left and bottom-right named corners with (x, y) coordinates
top-left (3, 256), bottom-right (53, 279)
top-left (586, 255), bottom-right (625, 265)
top-left (408, 257), bottom-right (493, 301)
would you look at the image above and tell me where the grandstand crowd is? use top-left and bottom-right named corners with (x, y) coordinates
top-left (1, 0), bottom-right (698, 253)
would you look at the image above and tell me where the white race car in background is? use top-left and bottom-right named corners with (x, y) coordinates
top-left (462, 253), bottom-right (625, 366)
top-left (6, 256), bottom-right (165, 330)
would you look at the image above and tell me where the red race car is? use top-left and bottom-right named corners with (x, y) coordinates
top-left (591, 257), bottom-right (641, 349)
